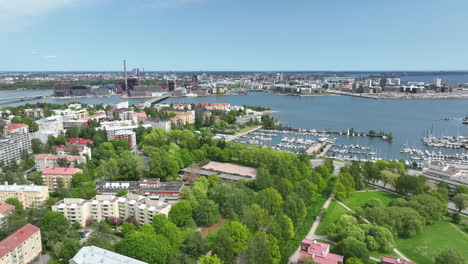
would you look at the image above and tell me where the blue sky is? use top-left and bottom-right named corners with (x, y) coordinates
top-left (1, 0), bottom-right (468, 71)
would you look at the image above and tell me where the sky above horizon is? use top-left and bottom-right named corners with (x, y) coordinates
top-left (1, 0), bottom-right (468, 71)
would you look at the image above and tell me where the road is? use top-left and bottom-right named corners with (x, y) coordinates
top-left (226, 126), bottom-right (262, 141)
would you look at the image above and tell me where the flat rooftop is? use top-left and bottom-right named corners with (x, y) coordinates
top-left (202, 161), bottom-right (257, 179)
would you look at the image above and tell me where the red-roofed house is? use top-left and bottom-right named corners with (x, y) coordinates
top-left (42, 167), bottom-right (83, 189)
top-left (35, 154), bottom-right (85, 171)
top-left (130, 112), bottom-right (148, 123)
top-left (67, 138), bottom-right (94, 146)
top-left (299, 239), bottom-right (344, 264)
top-left (84, 111), bottom-right (106, 121)
top-left (382, 257), bottom-right (415, 264)
top-left (0, 202), bottom-right (14, 224)
top-left (3, 123), bottom-right (28, 135)
top-left (54, 144), bottom-right (91, 158)
top-left (173, 103), bottom-right (192, 110)
top-left (0, 224), bottom-right (42, 264)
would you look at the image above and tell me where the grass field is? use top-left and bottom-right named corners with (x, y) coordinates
top-left (395, 219), bottom-right (468, 264)
top-left (315, 201), bottom-right (349, 235)
top-left (342, 191), bottom-right (399, 210)
top-left (203, 219), bottom-right (231, 247)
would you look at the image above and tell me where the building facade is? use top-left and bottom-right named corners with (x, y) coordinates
top-left (0, 132), bottom-right (32, 165)
top-left (52, 194), bottom-right (171, 227)
top-left (0, 183), bottom-right (49, 208)
top-left (42, 167), bottom-right (83, 189)
top-left (35, 154), bottom-right (85, 171)
top-left (0, 224), bottom-right (42, 264)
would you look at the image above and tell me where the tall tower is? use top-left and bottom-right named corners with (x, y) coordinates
top-left (123, 59), bottom-right (128, 90)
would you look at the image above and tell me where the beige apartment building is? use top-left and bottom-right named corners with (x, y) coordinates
top-left (0, 224), bottom-right (42, 264)
top-left (0, 183), bottom-right (49, 208)
top-left (41, 167), bottom-right (83, 189)
top-left (52, 194), bottom-right (171, 227)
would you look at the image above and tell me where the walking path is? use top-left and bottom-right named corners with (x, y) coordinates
top-left (288, 195), bottom-right (334, 264)
top-left (333, 197), bottom-right (412, 263)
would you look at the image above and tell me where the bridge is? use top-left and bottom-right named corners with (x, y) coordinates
top-left (144, 94), bottom-right (170, 105)
top-left (0, 95), bottom-right (44, 104)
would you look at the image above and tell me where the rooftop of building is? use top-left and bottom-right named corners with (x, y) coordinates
top-left (42, 167), bottom-right (82, 175)
top-left (0, 182), bottom-right (45, 192)
top-left (67, 138), bottom-right (94, 145)
top-left (35, 153), bottom-right (83, 162)
top-left (0, 224), bottom-right (40, 259)
top-left (69, 246), bottom-right (148, 264)
top-left (4, 123), bottom-right (28, 130)
top-left (0, 202), bottom-right (15, 214)
top-left (96, 179), bottom-right (184, 193)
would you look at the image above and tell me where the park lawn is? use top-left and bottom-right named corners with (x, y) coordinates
top-left (369, 250), bottom-right (399, 260)
top-left (395, 219), bottom-right (468, 264)
top-left (315, 201), bottom-right (349, 235)
top-left (238, 125), bottom-right (260, 134)
top-left (342, 191), bottom-right (399, 210)
top-left (203, 219), bottom-right (231, 248)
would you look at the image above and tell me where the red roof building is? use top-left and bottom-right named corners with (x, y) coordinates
top-left (0, 224), bottom-right (42, 263)
top-left (3, 123), bottom-right (28, 135)
top-left (42, 167), bottom-right (82, 175)
top-left (130, 112), bottom-right (148, 122)
top-left (382, 257), bottom-right (415, 264)
top-left (0, 202), bottom-right (15, 215)
top-left (67, 138), bottom-right (94, 145)
top-left (299, 239), bottom-right (344, 264)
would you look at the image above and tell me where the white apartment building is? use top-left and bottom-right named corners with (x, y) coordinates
top-left (70, 246), bottom-right (147, 264)
top-left (0, 133), bottom-right (32, 164)
top-left (36, 115), bottom-right (64, 132)
top-left (0, 183), bottom-right (49, 208)
top-left (52, 194), bottom-right (171, 227)
top-left (144, 118), bottom-right (171, 130)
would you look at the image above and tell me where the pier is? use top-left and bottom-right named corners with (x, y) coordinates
top-left (143, 94), bottom-right (170, 105)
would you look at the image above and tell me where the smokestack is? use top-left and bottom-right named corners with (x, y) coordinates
top-left (123, 59), bottom-right (128, 90)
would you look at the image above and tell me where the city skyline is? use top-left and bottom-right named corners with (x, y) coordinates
top-left (2, 0), bottom-right (468, 71)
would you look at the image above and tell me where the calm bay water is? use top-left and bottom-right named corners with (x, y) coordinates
top-left (2, 89), bottom-right (468, 160)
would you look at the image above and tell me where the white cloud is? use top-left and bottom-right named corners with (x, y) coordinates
top-left (45, 55), bottom-right (57, 59)
top-left (0, 0), bottom-right (77, 31)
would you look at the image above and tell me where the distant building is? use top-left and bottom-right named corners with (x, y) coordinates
top-left (70, 246), bottom-right (148, 264)
top-left (144, 118), bottom-right (171, 130)
top-left (0, 132), bottom-right (32, 164)
top-left (67, 138), bottom-right (94, 146)
top-left (3, 123), bottom-right (28, 135)
top-left (382, 257), bottom-right (415, 264)
top-left (195, 103), bottom-right (230, 111)
top-left (55, 145), bottom-right (92, 158)
top-left (0, 224), bottom-right (42, 264)
top-left (173, 103), bottom-right (192, 110)
top-left (42, 167), bottom-right (83, 189)
top-left (23, 108), bottom-right (44, 119)
top-left (52, 194), bottom-right (171, 227)
top-left (130, 112), bottom-right (148, 123)
top-left (96, 178), bottom-right (184, 201)
top-left (36, 115), bottom-right (64, 133)
top-left (299, 239), bottom-right (344, 264)
top-left (35, 154), bottom-right (85, 171)
top-left (0, 183), bottom-right (49, 208)
top-left (114, 130), bottom-right (137, 149)
top-left (423, 160), bottom-right (468, 194)
top-left (434, 78), bottom-right (442, 87)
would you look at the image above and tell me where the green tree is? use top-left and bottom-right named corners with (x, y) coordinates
top-left (407, 194), bottom-right (447, 224)
top-left (335, 237), bottom-right (369, 263)
top-left (212, 229), bottom-right (235, 263)
top-left (435, 248), bottom-right (466, 264)
top-left (42, 211), bottom-right (70, 232)
top-left (116, 232), bottom-right (172, 264)
top-left (245, 232), bottom-right (281, 264)
top-left (121, 222), bottom-right (136, 237)
top-left (452, 193), bottom-right (468, 212)
top-left (116, 190), bottom-right (127, 197)
top-left (284, 193), bottom-right (306, 225)
top-left (169, 200), bottom-right (193, 227)
top-left (159, 222), bottom-right (183, 247)
top-left (455, 185), bottom-right (468, 195)
top-left (57, 158), bottom-right (71, 167)
top-left (224, 221), bottom-right (251, 254)
top-left (346, 257), bottom-right (364, 264)
top-left (242, 204), bottom-right (269, 232)
top-left (193, 199), bottom-right (221, 227)
top-left (4, 198), bottom-right (24, 211)
top-left (197, 254), bottom-right (224, 264)
top-left (57, 238), bottom-right (80, 264)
